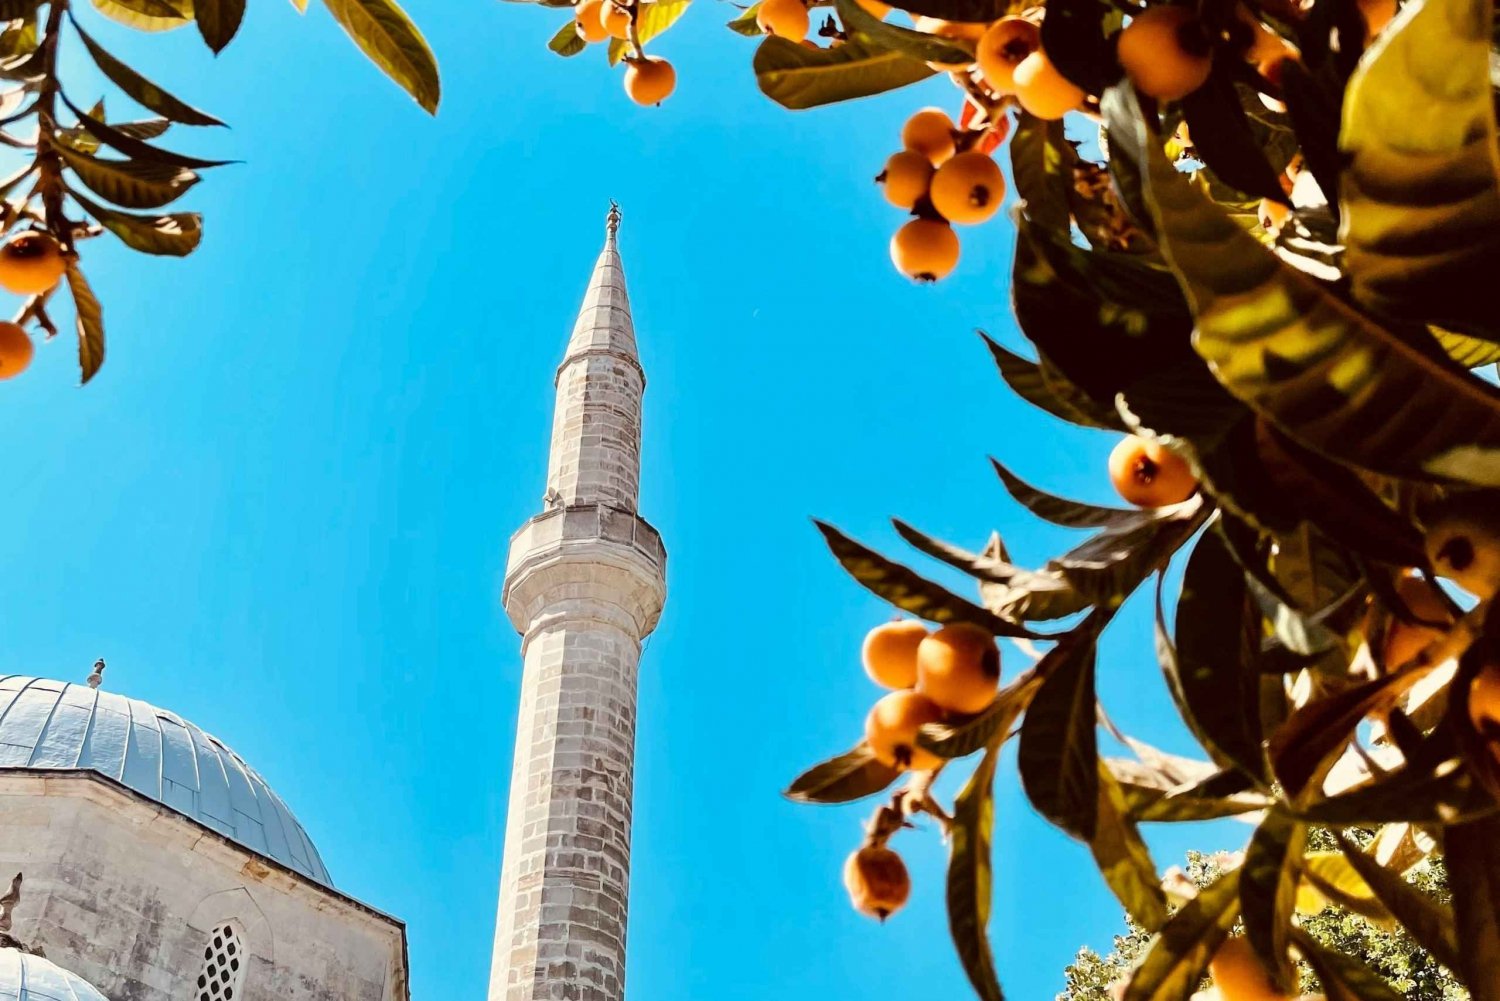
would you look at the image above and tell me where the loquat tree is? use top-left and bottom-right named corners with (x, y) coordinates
top-left (0, 0), bottom-right (438, 384)
top-left (503, 0), bottom-right (1500, 994)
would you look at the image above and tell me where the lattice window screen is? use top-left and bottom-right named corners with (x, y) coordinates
top-left (194, 924), bottom-right (246, 1001)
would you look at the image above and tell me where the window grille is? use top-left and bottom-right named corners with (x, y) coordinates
top-left (194, 924), bottom-right (245, 1001)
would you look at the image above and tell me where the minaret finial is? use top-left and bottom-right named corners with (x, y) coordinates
top-left (86, 658), bottom-right (104, 690)
top-left (606, 200), bottom-right (621, 238)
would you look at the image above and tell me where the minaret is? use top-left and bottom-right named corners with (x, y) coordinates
top-left (491, 205), bottom-right (667, 1001)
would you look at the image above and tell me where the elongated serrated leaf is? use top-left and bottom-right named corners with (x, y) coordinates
top-left (1123, 866), bottom-right (1241, 1001)
top-left (547, 19), bottom-right (587, 56)
top-left (1103, 82), bottom-right (1500, 488)
top-left (991, 459), bottom-right (1134, 529)
top-left (90, 0), bottom-right (192, 31)
top-left (72, 190), bottom-right (201, 255)
top-left (1331, 833), bottom-right (1461, 972)
top-left (1432, 325), bottom-right (1500, 368)
top-left (784, 743), bottom-right (900, 804)
top-left (1298, 756), bottom-right (1497, 825)
top-left (59, 145), bottom-right (196, 209)
top-left (726, 3), bottom-right (760, 35)
top-left (1340, 0), bottom-right (1500, 342)
top-left (815, 520), bottom-right (1044, 638)
top-left (65, 262), bottom-right (103, 385)
top-left (0, 1), bottom-right (37, 19)
top-left (979, 331), bottom-right (1122, 431)
top-left (881, 0), bottom-right (1012, 19)
top-left (72, 21), bottom-right (222, 126)
top-left (1050, 498), bottom-right (1207, 608)
top-left (1445, 814), bottom-right (1500, 998)
top-left (834, 0), bottom-right (971, 64)
top-left (195, 0), bottom-right (245, 51)
top-left (919, 667), bottom-right (1039, 759)
top-left (1037, 0), bottom-right (1114, 95)
top-left (1179, 65), bottom-right (1288, 203)
top-left (1092, 764), bottom-right (1169, 931)
top-left (61, 95), bottom-right (231, 168)
top-left (753, 35), bottom-right (933, 110)
top-left (1299, 852), bottom-right (1392, 922)
top-left (1171, 529), bottom-right (1267, 780)
top-left (1290, 927), bottom-right (1405, 1001)
top-left (606, 0), bottom-right (688, 64)
top-left (1238, 811), bottom-right (1302, 992)
top-left (322, 0), bottom-right (441, 113)
top-left (946, 744), bottom-right (1004, 1001)
top-left (1018, 613), bottom-right (1104, 841)
top-left (891, 518), bottom-right (1090, 623)
top-left (1008, 112), bottom-right (1070, 231)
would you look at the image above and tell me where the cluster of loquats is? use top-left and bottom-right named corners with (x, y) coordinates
top-left (839, 619), bottom-right (1001, 920)
top-left (0, 232), bottom-right (65, 381)
top-left (570, 0), bottom-right (679, 105)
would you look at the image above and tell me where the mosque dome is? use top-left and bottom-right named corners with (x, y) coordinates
top-left (0, 675), bottom-right (331, 887)
top-left (0, 947), bottom-right (110, 1001)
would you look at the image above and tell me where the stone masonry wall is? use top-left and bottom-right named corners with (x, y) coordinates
top-left (0, 775), bottom-right (406, 1001)
top-left (490, 616), bottom-right (640, 1001)
top-left (545, 355), bottom-right (643, 511)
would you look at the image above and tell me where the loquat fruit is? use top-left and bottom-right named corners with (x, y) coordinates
top-left (1107, 435), bottom-right (1197, 507)
top-left (929, 151), bottom-right (1005, 225)
top-left (864, 690), bottom-right (945, 771)
top-left (623, 55), bottom-right (676, 105)
top-left (877, 150), bottom-right (935, 210)
top-left (1012, 49), bottom-right (1085, 120)
top-left (757, 0), bottom-right (810, 39)
top-left (1257, 198), bottom-right (1290, 233)
top-left (0, 320), bottom-right (33, 380)
top-left (913, 16), bottom-right (984, 70)
top-left (856, 0), bottom-right (893, 16)
top-left (844, 844), bottom-right (911, 920)
top-left (900, 106), bottom-right (957, 165)
top-left (0, 232), bottom-right (64, 297)
top-left (574, 0), bottom-right (611, 42)
top-left (890, 218), bottom-right (960, 283)
top-left (1426, 510), bottom-right (1500, 601)
top-left (1357, 0), bottom-right (1397, 38)
top-left (975, 16), bottom-right (1039, 95)
top-left (862, 619), bottom-right (929, 690)
top-left (1209, 936), bottom-right (1289, 1001)
top-left (1469, 662), bottom-right (1500, 734)
top-left (601, 0), bottom-right (633, 39)
top-left (916, 622), bottom-right (1000, 715)
top-left (1116, 6), bottom-right (1213, 102)
top-left (1380, 572), bottom-right (1453, 670)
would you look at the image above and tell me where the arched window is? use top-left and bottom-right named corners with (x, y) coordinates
top-left (194, 924), bottom-right (246, 1001)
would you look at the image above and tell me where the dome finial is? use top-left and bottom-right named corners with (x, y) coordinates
top-left (606, 200), bottom-right (621, 239)
top-left (86, 658), bottom-right (104, 690)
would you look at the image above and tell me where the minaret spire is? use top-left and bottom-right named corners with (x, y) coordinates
top-left (491, 211), bottom-right (667, 1001)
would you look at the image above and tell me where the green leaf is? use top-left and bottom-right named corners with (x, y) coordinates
top-left (1103, 82), bottom-right (1500, 488)
top-left (1432, 325), bottom-right (1500, 368)
top-left (65, 261), bottom-right (103, 385)
top-left (1238, 811), bottom-right (1302, 993)
top-left (979, 331), bottom-right (1124, 432)
top-left (0, 16), bottom-right (37, 59)
top-left (1340, 0), bottom-right (1500, 342)
top-left (918, 667), bottom-right (1039, 759)
top-left (1298, 755), bottom-right (1498, 825)
top-left (71, 21), bottom-right (223, 127)
top-left (1331, 833), bottom-right (1461, 972)
top-left (885, 0), bottom-right (1012, 20)
top-left (753, 35), bottom-right (933, 110)
top-left (0, 1), bottom-right (38, 18)
top-left (1049, 498), bottom-right (1208, 609)
top-left (1092, 763), bottom-right (1169, 932)
top-left (1018, 613), bottom-right (1104, 841)
top-left (547, 19), bottom-right (587, 56)
top-left (726, 2), bottom-right (760, 34)
top-left (1289, 927), bottom-right (1405, 1001)
top-left (834, 0), bottom-right (972, 64)
top-left (990, 459), bottom-right (1134, 529)
top-left (322, 0), bottom-right (441, 114)
top-left (1008, 112), bottom-right (1070, 232)
top-left (783, 743), bottom-right (900, 804)
top-left (815, 520), bottom-right (1045, 638)
top-left (606, 0), bottom-right (689, 65)
top-left (946, 744), bottom-right (1004, 1001)
top-left (58, 145), bottom-right (197, 209)
top-left (61, 95), bottom-right (231, 168)
top-left (72, 190), bottom-right (201, 256)
top-left (1122, 866), bottom-right (1241, 1001)
top-left (1445, 813), bottom-right (1500, 997)
top-left (1170, 528), bottom-right (1267, 780)
top-left (1299, 851), bottom-right (1393, 922)
top-left (89, 0), bottom-right (192, 31)
top-left (195, 0), bottom-right (246, 51)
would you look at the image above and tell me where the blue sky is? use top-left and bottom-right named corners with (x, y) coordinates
top-left (0, 4), bottom-right (1242, 998)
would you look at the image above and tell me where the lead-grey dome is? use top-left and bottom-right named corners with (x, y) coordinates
top-left (0, 947), bottom-right (109, 1001)
top-left (0, 676), bottom-right (331, 887)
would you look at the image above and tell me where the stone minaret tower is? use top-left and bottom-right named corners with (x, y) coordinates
top-left (491, 205), bottom-right (667, 1001)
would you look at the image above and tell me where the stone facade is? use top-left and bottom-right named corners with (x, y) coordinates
top-left (0, 772), bottom-right (407, 1001)
top-left (489, 213), bottom-right (666, 1001)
